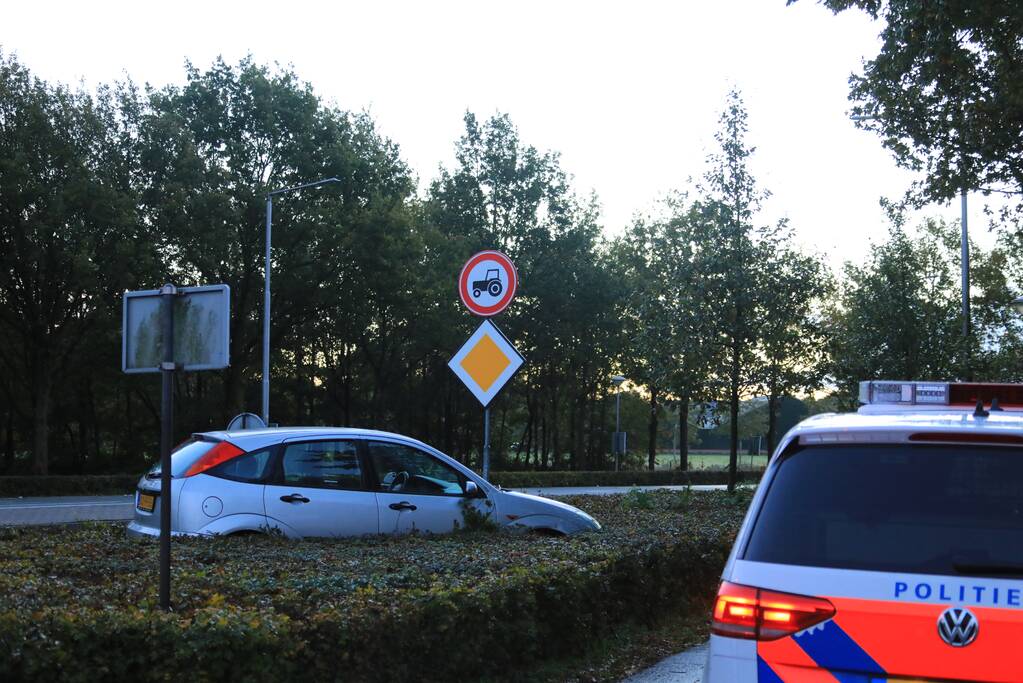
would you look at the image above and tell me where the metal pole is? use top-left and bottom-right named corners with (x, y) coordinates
top-left (961, 189), bottom-right (971, 377)
top-left (260, 178), bottom-right (338, 426)
top-left (482, 406), bottom-right (491, 480)
top-left (159, 283), bottom-right (176, 612)
top-left (262, 196), bottom-right (272, 425)
top-left (614, 387), bottom-right (621, 472)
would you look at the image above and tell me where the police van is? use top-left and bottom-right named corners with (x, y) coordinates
top-left (705, 381), bottom-right (1023, 682)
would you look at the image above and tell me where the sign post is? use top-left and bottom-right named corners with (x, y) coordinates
top-left (451, 250), bottom-right (521, 479)
top-left (448, 319), bottom-right (524, 478)
top-left (123, 283), bottom-right (230, 611)
top-left (158, 284), bottom-right (175, 611)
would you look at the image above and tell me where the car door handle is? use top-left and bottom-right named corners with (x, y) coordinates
top-left (280, 494), bottom-right (310, 503)
top-left (389, 502), bottom-right (417, 511)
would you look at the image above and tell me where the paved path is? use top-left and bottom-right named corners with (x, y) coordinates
top-left (0, 494), bottom-right (135, 526)
top-left (0, 484), bottom-right (744, 527)
top-left (622, 641), bottom-right (707, 683)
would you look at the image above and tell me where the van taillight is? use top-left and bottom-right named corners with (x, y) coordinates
top-left (711, 581), bottom-right (835, 641)
top-left (183, 441), bottom-right (244, 477)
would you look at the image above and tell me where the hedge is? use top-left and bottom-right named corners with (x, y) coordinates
top-left (0, 469), bottom-right (759, 498)
top-left (489, 469), bottom-right (761, 489)
top-left (0, 475), bottom-right (139, 497)
top-left (0, 490), bottom-right (752, 682)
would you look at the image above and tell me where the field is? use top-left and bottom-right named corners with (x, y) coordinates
top-left (654, 450), bottom-right (768, 471)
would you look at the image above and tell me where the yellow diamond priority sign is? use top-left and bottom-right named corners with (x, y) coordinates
top-left (448, 320), bottom-right (524, 406)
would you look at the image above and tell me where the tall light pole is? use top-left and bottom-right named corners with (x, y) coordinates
top-left (263, 177), bottom-right (340, 426)
top-left (850, 114), bottom-right (971, 374)
top-left (611, 375), bottom-right (625, 471)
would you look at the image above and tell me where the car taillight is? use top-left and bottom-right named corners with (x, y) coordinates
top-left (183, 441), bottom-right (244, 477)
top-left (711, 581), bottom-right (835, 641)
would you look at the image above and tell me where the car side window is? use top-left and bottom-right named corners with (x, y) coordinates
top-left (209, 447), bottom-right (273, 483)
top-left (367, 441), bottom-right (465, 496)
top-left (281, 440), bottom-right (364, 490)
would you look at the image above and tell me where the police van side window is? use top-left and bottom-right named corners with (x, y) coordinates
top-left (743, 444), bottom-right (1023, 576)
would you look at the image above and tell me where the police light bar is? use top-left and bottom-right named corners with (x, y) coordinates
top-left (859, 381), bottom-right (1023, 407)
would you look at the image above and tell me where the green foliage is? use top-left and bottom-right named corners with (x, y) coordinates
top-left (0, 492), bottom-right (751, 682)
top-left (826, 219), bottom-right (1007, 403)
top-left (621, 488), bottom-right (657, 510)
top-left (0, 50), bottom-right (157, 474)
top-left (458, 496), bottom-right (498, 533)
top-left (803, 1), bottom-right (1023, 207)
top-left (488, 469), bottom-right (759, 488)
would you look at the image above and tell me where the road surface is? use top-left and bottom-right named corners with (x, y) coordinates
top-left (0, 494), bottom-right (136, 526)
top-left (622, 641), bottom-right (707, 683)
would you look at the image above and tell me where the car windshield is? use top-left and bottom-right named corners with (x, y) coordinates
top-left (743, 444), bottom-right (1023, 576)
top-left (145, 438), bottom-right (218, 478)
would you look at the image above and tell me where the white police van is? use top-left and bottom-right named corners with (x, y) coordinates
top-left (705, 381), bottom-right (1023, 682)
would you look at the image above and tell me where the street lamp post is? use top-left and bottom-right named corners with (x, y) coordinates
top-left (611, 375), bottom-right (625, 471)
top-left (263, 177), bottom-right (340, 426)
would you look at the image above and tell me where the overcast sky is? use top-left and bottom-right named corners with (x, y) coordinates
top-left (3, 0), bottom-right (989, 269)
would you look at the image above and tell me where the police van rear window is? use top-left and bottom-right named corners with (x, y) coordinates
top-left (742, 444), bottom-right (1023, 576)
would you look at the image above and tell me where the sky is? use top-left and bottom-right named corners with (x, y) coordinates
top-left (2, 0), bottom-right (992, 270)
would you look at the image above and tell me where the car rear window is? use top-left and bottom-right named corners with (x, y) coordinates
top-left (146, 439), bottom-right (218, 478)
top-left (743, 444), bottom-right (1023, 576)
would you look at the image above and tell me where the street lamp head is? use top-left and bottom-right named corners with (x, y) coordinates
top-left (269, 176), bottom-right (342, 197)
top-left (1011, 296), bottom-right (1023, 315)
top-left (611, 375), bottom-right (626, 387)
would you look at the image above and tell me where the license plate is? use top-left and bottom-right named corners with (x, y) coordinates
top-left (138, 493), bottom-right (156, 512)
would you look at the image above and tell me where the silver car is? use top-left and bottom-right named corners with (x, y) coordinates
top-left (127, 427), bottom-right (600, 539)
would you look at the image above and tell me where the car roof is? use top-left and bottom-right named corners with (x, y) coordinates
top-left (196, 427), bottom-right (440, 453)
top-left (778, 407), bottom-right (1023, 451)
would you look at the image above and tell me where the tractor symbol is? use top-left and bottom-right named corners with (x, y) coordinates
top-left (472, 269), bottom-right (503, 298)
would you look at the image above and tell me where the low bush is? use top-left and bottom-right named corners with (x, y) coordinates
top-left (0, 475), bottom-right (138, 497)
top-left (0, 469), bottom-right (760, 498)
top-left (0, 490), bottom-right (752, 682)
top-left (489, 468), bottom-right (761, 488)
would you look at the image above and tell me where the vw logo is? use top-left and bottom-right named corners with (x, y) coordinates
top-left (937, 607), bottom-right (979, 647)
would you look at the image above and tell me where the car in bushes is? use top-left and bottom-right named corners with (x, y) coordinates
top-left (127, 427), bottom-right (600, 539)
top-left (706, 381), bottom-right (1023, 682)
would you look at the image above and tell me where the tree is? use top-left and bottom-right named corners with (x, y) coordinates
top-left (699, 90), bottom-right (778, 490)
top-left (827, 219), bottom-right (984, 405)
top-left (0, 52), bottom-right (154, 473)
top-left (803, 1), bottom-right (1023, 206)
top-left (757, 244), bottom-right (832, 454)
top-left (619, 194), bottom-right (721, 470)
top-left (137, 56), bottom-right (415, 427)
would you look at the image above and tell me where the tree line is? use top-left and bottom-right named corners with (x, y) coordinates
top-left (2, 37), bottom-right (1022, 483)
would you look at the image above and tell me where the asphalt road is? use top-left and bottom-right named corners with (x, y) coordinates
top-left (0, 484), bottom-right (735, 527)
top-left (0, 494), bottom-right (136, 526)
top-left (622, 641), bottom-right (707, 683)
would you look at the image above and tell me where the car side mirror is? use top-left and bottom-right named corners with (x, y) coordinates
top-left (464, 481), bottom-right (485, 498)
